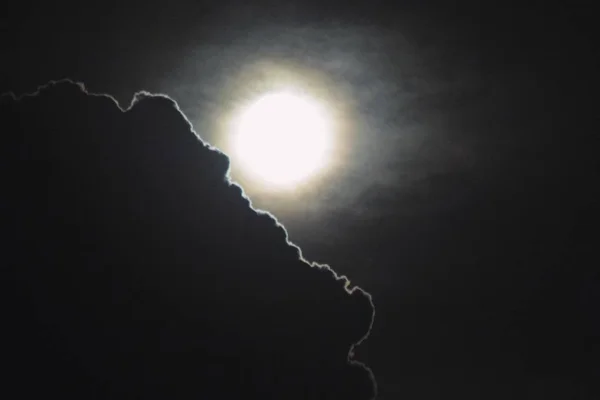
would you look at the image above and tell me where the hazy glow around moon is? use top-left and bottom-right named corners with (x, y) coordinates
top-left (232, 91), bottom-right (332, 188)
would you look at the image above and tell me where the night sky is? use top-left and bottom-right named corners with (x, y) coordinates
top-left (2, 1), bottom-right (599, 399)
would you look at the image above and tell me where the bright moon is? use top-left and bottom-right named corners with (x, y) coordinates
top-left (232, 91), bottom-right (332, 188)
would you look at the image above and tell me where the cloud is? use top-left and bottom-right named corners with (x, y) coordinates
top-left (0, 79), bottom-right (376, 399)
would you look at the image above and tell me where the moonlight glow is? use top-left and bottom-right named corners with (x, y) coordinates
top-left (232, 91), bottom-right (333, 188)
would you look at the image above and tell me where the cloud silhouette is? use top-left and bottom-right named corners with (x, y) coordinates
top-left (0, 80), bottom-right (376, 399)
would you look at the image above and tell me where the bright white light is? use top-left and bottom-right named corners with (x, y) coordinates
top-left (232, 91), bottom-right (332, 188)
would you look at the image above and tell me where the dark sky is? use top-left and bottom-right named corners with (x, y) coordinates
top-left (2, 1), bottom-right (599, 399)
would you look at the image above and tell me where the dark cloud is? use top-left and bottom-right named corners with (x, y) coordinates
top-left (0, 80), bottom-right (376, 399)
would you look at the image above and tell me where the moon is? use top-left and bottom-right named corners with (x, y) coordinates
top-left (231, 91), bottom-right (333, 188)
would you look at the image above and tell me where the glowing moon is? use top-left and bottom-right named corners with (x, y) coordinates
top-left (232, 91), bottom-right (332, 188)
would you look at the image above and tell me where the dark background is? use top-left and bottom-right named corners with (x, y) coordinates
top-left (3, 1), bottom-right (598, 398)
